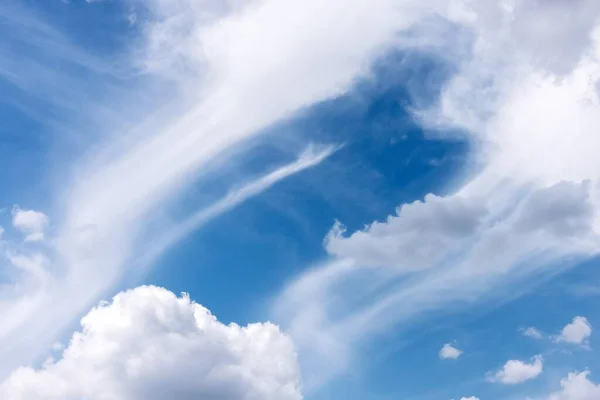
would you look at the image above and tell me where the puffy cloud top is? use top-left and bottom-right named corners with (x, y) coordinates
top-left (557, 316), bottom-right (592, 345)
top-left (325, 194), bottom-right (488, 270)
top-left (488, 355), bottom-right (543, 385)
top-left (0, 286), bottom-right (302, 400)
top-left (548, 371), bottom-right (600, 400)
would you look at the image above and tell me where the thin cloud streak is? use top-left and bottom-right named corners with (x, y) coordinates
top-left (139, 144), bottom-right (338, 266)
top-left (1, 0), bottom-right (418, 378)
top-left (270, 1), bottom-right (600, 391)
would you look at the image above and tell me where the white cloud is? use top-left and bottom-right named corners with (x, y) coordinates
top-left (439, 343), bottom-right (463, 360)
top-left (488, 355), bottom-right (543, 385)
top-left (0, 147), bottom-right (329, 379)
top-left (142, 145), bottom-right (338, 265)
top-left (5, 0), bottom-right (600, 395)
top-left (274, 182), bottom-right (600, 387)
top-left (557, 316), bottom-right (592, 345)
top-left (3, 0), bottom-right (392, 376)
top-left (271, 0), bottom-right (600, 389)
top-left (325, 194), bottom-right (488, 270)
top-left (0, 285), bottom-right (302, 400)
top-left (11, 207), bottom-right (49, 242)
top-left (547, 371), bottom-right (600, 400)
top-left (459, 397), bottom-right (479, 400)
top-left (521, 327), bottom-right (543, 340)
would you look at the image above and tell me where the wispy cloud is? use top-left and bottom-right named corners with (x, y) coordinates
top-left (521, 327), bottom-right (544, 340)
top-left (139, 144), bottom-right (338, 267)
top-left (271, 0), bottom-right (600, 391)
top-left (0, 0), bottom-right (417, 379)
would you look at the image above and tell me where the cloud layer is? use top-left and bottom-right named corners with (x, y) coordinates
top-left (272, 0), bottom-right (600, 390)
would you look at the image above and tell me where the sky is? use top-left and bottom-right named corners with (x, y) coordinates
top-left (1, 0), bottom-right (600, 399)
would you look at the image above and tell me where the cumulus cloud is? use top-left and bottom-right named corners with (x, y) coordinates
top-left (0, 285), bottom-right (302, 400)
top-left (557, 316), bottom-right (592, 345)
top-left (325, 194), bottom-right (488, 270)
top-left (488, 355), bottom-right (543, 385)
top-left (11, 207), bottom-right (49, 242)
top-left (272, 0), bottom-right (600, 387)
top-left (5, 0), bottom-right (600, 395)
top-left (275, 181), bottom-right (600, 387)
top-left (439, 343), bottom-right (463, 360)
top-left (459, 397), bottom-right (479, 400)
top-left (0, 148), bottom-right (328, 379)
top-left (547, 371), bottom-right (600, 400)
top-left (3, 0), bottom-right (368, 376)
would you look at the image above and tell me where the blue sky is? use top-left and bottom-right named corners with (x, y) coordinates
top-left (2, 1), bottom-right (600, 400)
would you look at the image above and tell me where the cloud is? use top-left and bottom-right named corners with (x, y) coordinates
top-left (11, 207), bottom-right (49, 242)
top-left (547, 371), bottom-right (600, 400)
top-left (521, 327), bottom-right (544, 340)
top-left (0, 285), bottom-right (302, 400)
top-left (488, 355), bottom-right (543, 385)
top-left (274, 182), bottom-right (600, 388)
top-left (2, 0), bottom-right (404, 376)
top-left (141, 145), bottom-right (338, 266)
top-left (439, 343), bottom-right (463, 360)
top-left (5, 0), bottom-right (600, 396)
top-left (0, 146), bottom-right (330, 379)
top-left (459, 397), bottom-right (479, 400)
top-left (325, 194), bottom-right (488, 271)
top-left (271, 0), bottom-right (600, 389)
top-left (556, 316), bottom-right (592, 345)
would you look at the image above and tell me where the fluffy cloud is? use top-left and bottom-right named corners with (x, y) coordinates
top-left (488, 355), bottom-right (543, 385)
top-left (0, 286), bottom-right (302, 400)
top-left (275, 181), bottom-right (600, 386)
top-left (439, 343), bottom-right (463, 360)
top-left (325, 194), bottom-right (488, 270)
top-left (11, 207), bottom-right (49, 242)
top-left (557, 316), bottom-right (592, 345)
top-left (459, 397), bottom-right (479, 400)
top-left (0, 0), bottom-right (433, 378)
top-left (324, 180), bottom-right (598, 271)
top-left (547, 371), bottom-right (600, 400)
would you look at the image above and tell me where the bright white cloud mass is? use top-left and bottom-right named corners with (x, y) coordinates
top-left (547, 371), bottom-right (600, 400)
top-left (0, 286), bottom-right (302, 400)
top-left (2, 0), bottom-right (600, 399)
top-left (557, 317), bottom-right (593, 345)
top-left (273, 0), bottom-right (600, 390)
top-left (488, 355), bottom-right (543, 385)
